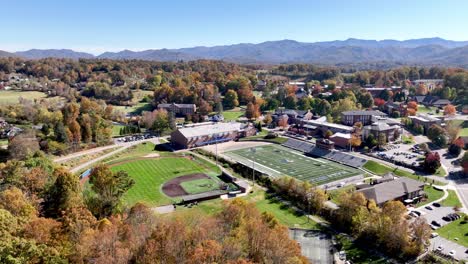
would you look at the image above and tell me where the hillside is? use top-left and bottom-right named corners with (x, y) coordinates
top-left (6, 38), bottom-right (468, 67)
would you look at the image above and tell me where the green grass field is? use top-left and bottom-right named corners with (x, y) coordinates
top-left (110, 154), bottom-right (221, 206)
top-left (180, 178), bottom-right (219, 194)
top-left (225, 144), bottom-right (360, 185)
top-left (436, 214), bottom-right (468, 247)
top-left (416, 186), bottom-right (444, 207)
top-left (440, 190), bottom-right (462, 207)
top-left (223, 110), bottom-right (244, 121)
top-left (112, 102), bottom-right (152, 115)
top-left (363, 160), bottom-right (446, 185)
top-left (112, 124), bottom-right (125, 137)
top-left (0, 90), bottom-right (47, 104)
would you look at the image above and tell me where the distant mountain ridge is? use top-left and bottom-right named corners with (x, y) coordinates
top-left (1, 38), bottom-right (468, 67)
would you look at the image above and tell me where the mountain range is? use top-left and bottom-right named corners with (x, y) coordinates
top-left (2, 38), bottom-right (468, 67)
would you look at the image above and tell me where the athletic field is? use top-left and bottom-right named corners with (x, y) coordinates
top-left (224, 144), bottom-right (360, 185)
top-left (110, 155), bottom-right (222, 206)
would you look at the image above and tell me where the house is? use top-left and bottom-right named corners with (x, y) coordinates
top-left (329, 133), bottom-right (351, 149)
top-left (357, 176), bottom-right (425, 206)
top-left (341, 110), bottom-right (387, 126)
top-left (362, 121), bottom-right (402, 142)
top-left (157, 103), bottom-right (197, 116)
top-left (408, 114), bottom-right (443, 131)
top-left (273, 108), bottom-right (313, 125)
top-left (170, 122), bottom-right (256, 149)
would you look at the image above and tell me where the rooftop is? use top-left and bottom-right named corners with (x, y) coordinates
top-left (304, 118), bottom-right (354, 132)
top-left (176, 122), bottom-right (244, 138)
top-left (342, 110), bottom-right (386, 116)
top-left (358, 177), bottom-right (424, 205)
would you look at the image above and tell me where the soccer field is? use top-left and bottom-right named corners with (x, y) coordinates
top-left (224, 145), bottom-right (360, 185)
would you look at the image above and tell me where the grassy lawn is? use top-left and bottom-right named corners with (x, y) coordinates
top-left (417, 105), bottom-right (441, 115)
top-left (0, 90), bottom-right (47, 104)
top-left (460, 128), bottom-right (468, 137)
top-left (434, 166), bottom-right (447, 177)
top-left (436, 214), bottom-right (468, 247)
top-left (415, 186), bottom-right (444, 207)
top-left (180, 178), bottom-right (220, 194)
top-left (0, 139), bottom-right (8, 146)
top-left (440, 190), bottom-right (462, 207)
top-left (110, 155), bottom-right (221, 206)
top-left (112, 102), bottom-right (152, 115)
top-left (363, 160), bottom-right (445, 185)
top-left (112, 124), bottom-right (125, 137)
top-left (401, 135), bottom-right (414, 144)
top-left (223, 110), bottom-right (244, 121)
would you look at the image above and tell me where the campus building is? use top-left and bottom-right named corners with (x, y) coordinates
top-left (273, 108), bottom-right (313, 125)
top-left (157, 103), bottom-right (197, 116)
top-left (341, 110), bottom-right (387, 126)
top-left (170, 122), bottom-right (256, 149)
top-left (408, 114), bottom-right (443, 131)
top-left (357, 176), bottom-right (425, 206)
top-left (302, 116), bottom-right (354, 136)
top-left (362, 121), bottom-right (402, 142)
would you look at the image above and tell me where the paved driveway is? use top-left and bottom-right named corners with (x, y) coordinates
top-left (430, 236), bottom-right (468, 261)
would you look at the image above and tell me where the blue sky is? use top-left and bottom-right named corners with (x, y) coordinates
top-left (1, 0), bottom-right (467, 54)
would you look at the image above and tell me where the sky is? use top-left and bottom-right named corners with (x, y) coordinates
top-left (1, 0), bottom-right (468, 54)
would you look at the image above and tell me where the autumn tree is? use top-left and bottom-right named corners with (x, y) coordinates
top-left (427, 124), bottom-right (447, 147)
top-left (8, 131), bottom-right (40, 160)
top-left (223, 89), bottom-right (239, 110)
top-left (87, 165), bottom-right (135, 218)
top-left (42, 168), bottom-right (82, 218)
top-left (245, 102), bottom-right (260, 120)
top-left (349, 134), bottom-right (362, 150)
top-left (443, 104), bottom-right (456, 116)
top-left (422, 152), bottom-right (441, 173)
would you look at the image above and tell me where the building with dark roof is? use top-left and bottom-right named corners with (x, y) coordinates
top-left (362, 121), bottom-right (402, 142)
top-left (341, 110), bottom-right (387, 126)
top-left (357, 176), bottom-right (424, 206)
top-left (273, 108), bottom-right (313, 125)
top-left (411, 95), bottom-right (451, 108)
top-left (158, 103), bottom-right (197, 116)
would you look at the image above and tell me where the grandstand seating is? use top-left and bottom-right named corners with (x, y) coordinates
top-left (282, 138), bottom-right (315, 153)
top-left (282, 138), bottom-right (367, 168)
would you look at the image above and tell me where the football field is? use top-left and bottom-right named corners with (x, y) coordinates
top-left (224, 144), bottom-right (361, 185)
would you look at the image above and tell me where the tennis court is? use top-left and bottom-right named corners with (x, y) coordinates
top-left (224, 144), bottom-right (361, 185)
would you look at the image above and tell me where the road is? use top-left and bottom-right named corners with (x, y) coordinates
top-left (54, 137), bottom-right (162, 173)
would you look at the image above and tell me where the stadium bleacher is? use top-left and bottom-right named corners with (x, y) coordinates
top-left (282, 138), bottom-right (315, 153)
top-left (282, 138), bottom-right (367, 168)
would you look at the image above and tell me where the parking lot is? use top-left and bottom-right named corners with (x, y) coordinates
top-left (410, 206), bottom-right (468, 261)
top-left (373, 143), bottom-right (424, 168)
top-left (114, 133), bottom-right (157, 144)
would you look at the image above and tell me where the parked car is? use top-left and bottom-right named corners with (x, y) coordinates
top-left (449, 250), bottom-right (456, 256)
top-left (430, 233), bottom-right (439, 238)
top-left (425, 205), bottom-right (433, 210)
top-left (436, 245), bottom-right (444, 251)
top-left (432, 202), bottom-right (441, 207)
top-left (339, 251), bottom-right (346, 260)
top-left (431, 220), bottom-right (441, 227)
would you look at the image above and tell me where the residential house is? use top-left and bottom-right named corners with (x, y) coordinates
top-left (411, 95), bottom-right (451, 108)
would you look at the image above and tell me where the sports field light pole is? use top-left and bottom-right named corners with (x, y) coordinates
top-left (250, 147), bottom-right (256, 187)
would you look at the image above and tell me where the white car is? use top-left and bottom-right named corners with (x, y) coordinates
top-left (436, 245), bottom-right (443, 251)
top-left (339, 251), bottom-right (346, 260)
top-left (430, 233), bottom-right (438, 238)
top-left (449, 250), bottom-right (455, 256)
